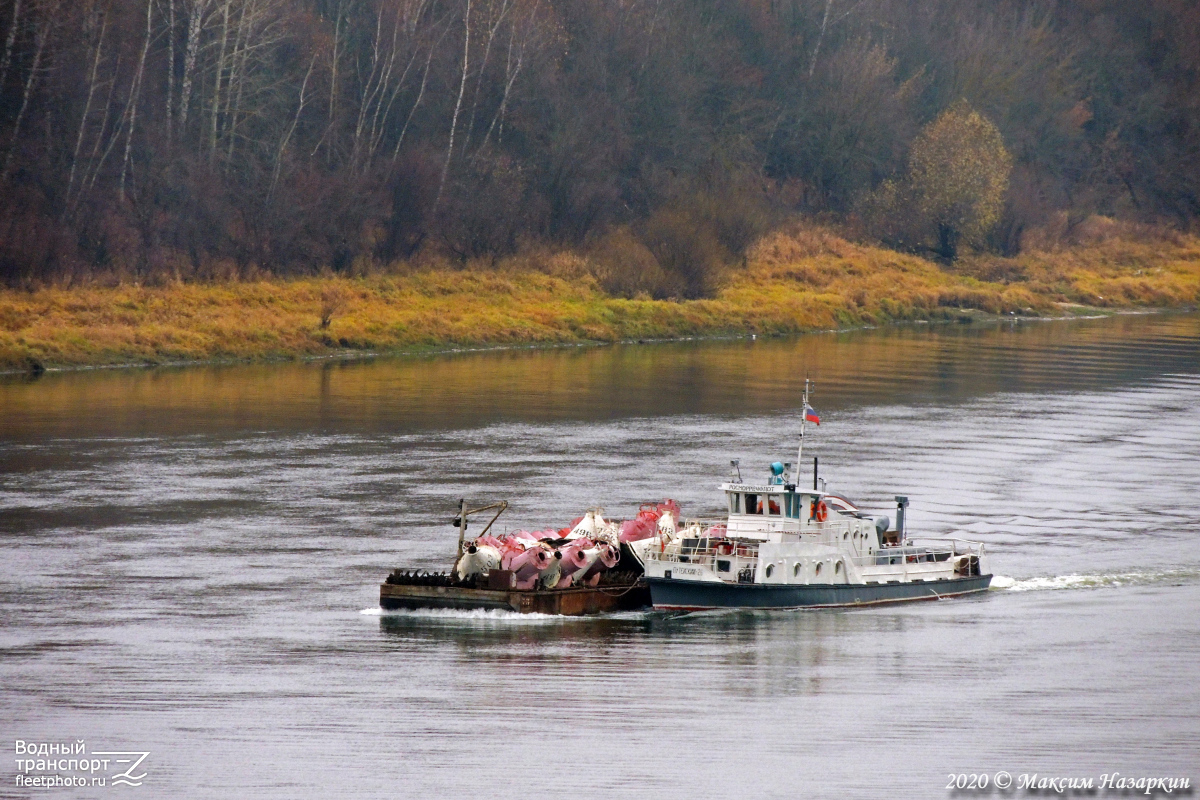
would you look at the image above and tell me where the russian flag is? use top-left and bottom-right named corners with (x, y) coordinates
top-left (805, 405), bottom-right (820, 425)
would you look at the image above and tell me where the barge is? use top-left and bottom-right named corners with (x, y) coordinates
top-left (380, 569), bottom-right (650, 614)
top-left (378, 500), bottom-right (654, 616)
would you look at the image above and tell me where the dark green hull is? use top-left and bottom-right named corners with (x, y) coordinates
top-left (646, 574), bottom-right (992, 609)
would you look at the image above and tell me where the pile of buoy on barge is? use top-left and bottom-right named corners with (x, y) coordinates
top-left (379, 501), bottom-right (679, 615)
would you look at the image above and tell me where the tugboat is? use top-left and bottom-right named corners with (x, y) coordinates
top-left (632, 380), bottom-right (992, 609)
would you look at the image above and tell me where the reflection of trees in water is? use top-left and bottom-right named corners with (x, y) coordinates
top-left (2, 314), bottom-right (1198, 439)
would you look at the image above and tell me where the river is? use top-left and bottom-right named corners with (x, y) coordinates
top-left (2, 313), bottom-right (1198, 798)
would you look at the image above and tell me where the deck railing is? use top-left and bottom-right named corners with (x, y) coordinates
top-left (644, 532), bottom-right (985, 568)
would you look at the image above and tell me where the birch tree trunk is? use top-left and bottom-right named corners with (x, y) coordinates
top-left (1, 0), bottom-right (55, 182)
top-left (807, 0), bottom-right (831, 77)
top-left (210, 0), bottom-right (232, 157)
top-left (435, 0), bottom-right (472, 209)
top-left (75, 49), bottom-right (121, 205)
top-left (66, 10), bottom-right (107, 206)
top-left (223, 0), bottom-right (250, 163)
top-left (0, 0), bottom-right (23, 99)
top-left (119, 0), bottom-right (154, 200)
top-left (166, 0), bottom-right (176, 139)
top-left (478, 0), bottom-right (539, 153)
top-left (352, 3), bottom-right (399, 168)
top-left (462, 0), bottom-right (513, 154)
top-left (178, 0), bottom-right (207, 135)
top-left (390, 23), bottom-right (444, 162)
top-left (315, 0), bottom-right (344, 162)
top-left (269, 54), bottom-right (314, 201)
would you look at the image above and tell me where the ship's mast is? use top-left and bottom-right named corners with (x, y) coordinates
top-left (796, 378), bottom-right (811, 481)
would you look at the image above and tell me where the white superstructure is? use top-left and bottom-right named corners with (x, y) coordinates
top-left (632, 380), bottom-right (989, 594)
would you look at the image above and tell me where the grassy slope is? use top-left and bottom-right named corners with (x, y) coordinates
top-left (2, 223), bottom-right (1198, 370)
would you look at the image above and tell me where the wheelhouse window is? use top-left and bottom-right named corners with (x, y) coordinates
top-left (784, 492), bottom-right (799, 518)
top-left (766, 495), bottom-right (780, 515)
top-left (745, 493), bottom-right (762, 515)
top-left (729, 493), bottom-right (740, 514)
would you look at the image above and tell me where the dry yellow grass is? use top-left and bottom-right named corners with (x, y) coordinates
top-left (2, 220), bottom-right (1197, 370)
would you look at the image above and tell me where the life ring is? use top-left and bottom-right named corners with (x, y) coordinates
top-left (813, 500), bottom-right (828, 522)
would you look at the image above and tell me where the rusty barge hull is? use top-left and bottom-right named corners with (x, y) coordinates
top-left (379, 581), bottom-right (650, 615)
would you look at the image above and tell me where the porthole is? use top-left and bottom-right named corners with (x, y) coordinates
top-left (793, 562), bottom-right (801, 578)
top-left (835, 561), bottom-right (843, 575)
top-left (765, 564), bottom-right (775, 578)
top-left (814, 562), bottom-right (823, 576)
top-left (843, 532), bottom-right (848, 540)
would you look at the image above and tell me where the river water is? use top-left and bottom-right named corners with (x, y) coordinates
top-left (2, 313), bottom-right (1198, 798)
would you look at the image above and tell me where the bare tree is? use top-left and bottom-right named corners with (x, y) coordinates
top-left (178, 0), bottom-right (211, 135)
top-left (192, 0), bottom-right (287, 165)
top-left (807, 0), bottom-right (866, 78)
top-left (461, 0), bottom-right (515, 154)
top-left (222, 0), bottom-right (251, 161)
top-left (391, 10), bottom-right (454, 162)
top-left (118, 0), bottom-right (153, 199)
top-left (73, 47), bottom-right (123, 208)
top-left (0, 0), bottom-right (23, 97)
top-left (435, 0), bottom-right (472, 208)
top-left (312, 0), bottom-right (346, 161)
top-left (350, 1), bottom-right (402, 167)
top-left (209, 0), bottom-right (232, 157)
top-left (269, 53), bottom-right (314, 201)
top-left (165, 0), bottom-right (176, 138)
top-left (476, 0), bottom-right (543, 153)
top-left (2, 0), bottom-right (58, 182)
top-left (66, 4), bottom-right (108, 206)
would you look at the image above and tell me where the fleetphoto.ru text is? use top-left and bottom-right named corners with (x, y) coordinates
top-left (14, 740), bottom-right (149, 789)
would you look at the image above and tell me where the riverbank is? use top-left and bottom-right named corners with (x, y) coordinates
top-left (2, 222), bottom-right (1197, 371)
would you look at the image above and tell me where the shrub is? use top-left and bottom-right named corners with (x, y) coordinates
top-left (586, 227), bottom-right (682, 299)
top-left (639, 207), bottom-right (730, 299)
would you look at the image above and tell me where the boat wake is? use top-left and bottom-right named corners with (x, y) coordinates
top-left (361, 606), bottom-right (577, 623)
top-left (991, 568), bottom-right (1200, 593)
top-left (360, 606), bottom-right (651, 623)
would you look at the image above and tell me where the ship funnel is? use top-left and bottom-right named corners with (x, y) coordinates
top-left (895, 496), bottom-right (909, 537)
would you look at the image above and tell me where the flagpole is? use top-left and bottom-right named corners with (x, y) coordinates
top-left (796, 378), bottom-right (810, 481)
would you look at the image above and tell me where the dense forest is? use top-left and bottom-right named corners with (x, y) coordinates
top-left (0, 0), bottom-right (1196, 292)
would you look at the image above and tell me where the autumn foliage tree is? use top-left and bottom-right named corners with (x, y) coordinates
top-left (908, 103), bottom-right (1012, 260)
top-left (863, 103), bottom-right (1012, 260)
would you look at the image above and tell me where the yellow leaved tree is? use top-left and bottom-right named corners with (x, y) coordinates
top-left (863, 103), bottom-right (1012, 260)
